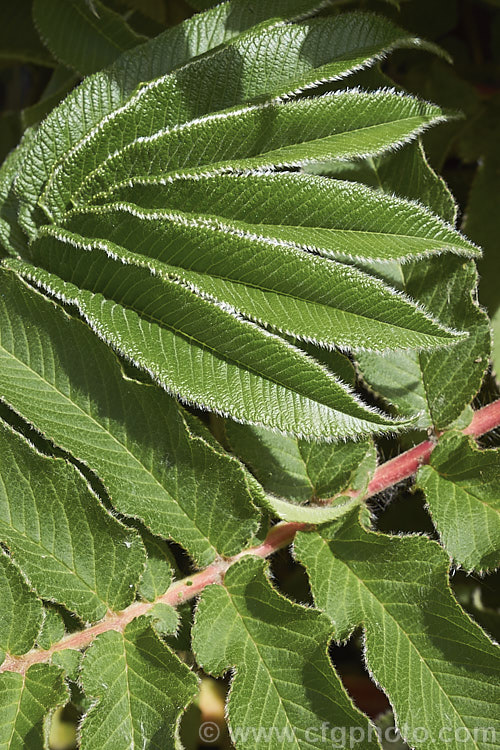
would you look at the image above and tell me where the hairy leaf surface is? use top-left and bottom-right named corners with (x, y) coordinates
top-left (417, 432), bottom-right (500, 571)
top-left (74, 90), bottom-right (448, 203)
top-left (0, 270), bottom-right (260, 566)
top-left (295, 510), bottom-right (500, 750)
top-left (0, 553), bottom-right (43, 659)
top-left (79, 617), bottom-right (198, 750)
top-left (193, 556), bottom-right (381, 749)
top-left (348, 142), bottom-right (490, 428)
top-left (0, 419), bottom-right (146, 622)
top-left (225, 421), bottom-right (373, 503)
top-left (0, 665), bottom-right (68, 750)
top-left (0, 3), bottom-right (467, 437)
top-left (7, 257), bottom-right (414, 440)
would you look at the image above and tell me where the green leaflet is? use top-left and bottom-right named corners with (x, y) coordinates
top-left (37, 607), bottom-right (66, 651)
top-left (347, 142), bottom-right (490, 428)
top-left (137, 532), bottom-right (175, 603)
top-left (147, 603), bottom-right (179, 637)
top-left (295, 509), bottom-right (500, 750)
top-left (357, 257), bottom-right (490, 428)
top-left (79, 617), bottom-right (198, 750)
top-left (0, 419), bottom-right (146, 623)
top-left (260, 495), bottom-right (362, 524)
top-left (0, 553), bottom-right (42, 658)
top-left (0, 665), bottom-right (68, 750)
top-left (0, 269), bottom-right (261, 566)
top-left (33, 0), bottom-right (146, 76)
top-left (192, 556), bottom-right (381, 749)
top-left (224, 420), bottom-right (376, 522)
top-left (0, 132), bottom-right (36, 258)
top-left (1, 4), bottom-right (462, 438)
top-left (51, 649), bottom-right (82, 683)
top-left (417, 432), bottom-right (500, 571)
top-left (225, 421), bottom-right (373, 503)
top-left (14, 0), bottom-right (329, 239)
top-left (394, 258), bottom-right (490, 428)
top-left (19, 10), bottom-right (444, 233)
top-left (74, 90), bottom-right (448, 203)
top-left (38, 18), bottom-right (442, 220)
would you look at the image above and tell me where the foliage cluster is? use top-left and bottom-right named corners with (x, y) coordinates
top-left (0, 1), bottom-right (499, 749)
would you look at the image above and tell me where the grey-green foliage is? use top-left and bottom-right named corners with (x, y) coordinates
top-left (295, 509), bottom-right (500, 750)
top-left (0, 419), bottom-right (145, 623)
top-left (0, 1), bottom-right (498, 748)
top-left (0, 270), bottom-right (261, 568)
top-left (2, 0), bottom-right (477, 439)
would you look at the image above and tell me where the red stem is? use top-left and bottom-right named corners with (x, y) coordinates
top-left (463, 398), bottom-right (500, 438)
top-left (2, 398), bottom-right (500, 675)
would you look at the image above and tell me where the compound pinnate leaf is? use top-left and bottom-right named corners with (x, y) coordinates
top-left (2, 4), bottom-right (464, 439)
top-left (16, 8), bottom-right (438, 237)
top-left (0, 269), bottom-right (260, 566)
top-left (0, 419), bottom-right (146, 623)
top-left (192, 556), bottom-right (381, 749)
top-left (295, 510), bottom-right (500, 750)
top-left (0, 553), bottom-right (42, 658)
top-left (79, 617), bottom-right (198, 750)
top-left (0, 664), bottom-right (68, 750)
top-left (417, 432), bottom-right (500, 571)
top-left (33, 0), bottom-right (145, 76)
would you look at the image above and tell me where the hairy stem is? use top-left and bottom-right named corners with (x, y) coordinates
top-left (2, 398), bottom-right (500, 675)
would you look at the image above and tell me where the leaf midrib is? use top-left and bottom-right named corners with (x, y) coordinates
top-left (6, 673), bottom-right (25, 748)
top-left (8, 261), bottom-right (383, 425)
top-left (66, 277), bottom-right (391, 423)
top-left (40, 226), bottom-right (455, 344)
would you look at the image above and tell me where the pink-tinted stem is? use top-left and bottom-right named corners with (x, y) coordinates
top-left (2, 398), bottom-right (499, 675)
